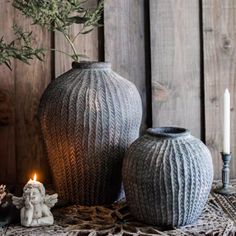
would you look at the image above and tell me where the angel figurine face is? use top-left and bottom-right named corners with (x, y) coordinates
top-left (23, 182), bottom-right (44, 205)
top-left (13, 179), bottom-right (58, 227)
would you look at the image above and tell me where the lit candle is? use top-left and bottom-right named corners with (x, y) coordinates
top-left (27, 173), bottom-right (41, 185)
top-left (33, 173), bottom-right (37, 182)
top-left (223, 88), bottom-right (230, 154)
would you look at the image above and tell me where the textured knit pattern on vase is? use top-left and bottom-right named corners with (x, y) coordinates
top-left (123, 127), bottom-right (213, 227)
top-left (39, 62), bottom-right (142, 205)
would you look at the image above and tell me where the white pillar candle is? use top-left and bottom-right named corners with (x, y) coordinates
top-left (223, 88), bottom-right (230, 154)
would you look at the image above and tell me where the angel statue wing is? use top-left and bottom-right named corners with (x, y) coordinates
top-left (12, 196), bottom-right (24, 209)
top-left (44, 193), bottom-right (58, 208)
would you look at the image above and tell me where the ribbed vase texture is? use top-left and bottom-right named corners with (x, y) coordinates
top-left (39, 62), bottom-right (142, 205)
top-left (123, 127), bottom-right (213, 226)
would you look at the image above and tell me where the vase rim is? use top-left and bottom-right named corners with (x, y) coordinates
top-left (147, 127), bottom-right (190, 138)
top-left (72, 61), bottom-right (111, 69)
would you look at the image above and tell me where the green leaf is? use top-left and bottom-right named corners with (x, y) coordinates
top-left (4, 60), bottom-right (12, 70)
top-left (81, 28), bottom-right (94, 34)
top-left (67, 16), bottom-right (89, 24)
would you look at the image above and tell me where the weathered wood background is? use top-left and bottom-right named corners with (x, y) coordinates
top-left (0, 0), bottom-right (235, 183)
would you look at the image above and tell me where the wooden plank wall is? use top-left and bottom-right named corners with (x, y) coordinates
top-left (104, 0), bottom-right (148, 132)
top-left (0, 0), bottom-right (236, 182)
top-left (55, 0), bottom-right (99, 77)
top-left (14, 17), bottom-right (52, 184)
top-left (0, 2), bottom-right (52, 184)
top-left (150, 0), bottom-right (201, 139)
top-left (0, 1), bottom-right (16, 184)
top-left (203, 0), bottom-right (236, 178)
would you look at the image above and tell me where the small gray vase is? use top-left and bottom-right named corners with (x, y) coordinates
top-left (39, 61), bottom-right (142, 205)
top-left (123, 127), bottom-right (213, 226)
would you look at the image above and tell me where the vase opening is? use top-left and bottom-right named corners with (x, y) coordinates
top-left (72, 61), bottom-right (111, 69)
top-left (147, 127), bottom-right (190, 138)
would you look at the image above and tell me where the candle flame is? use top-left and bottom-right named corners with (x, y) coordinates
top-left (33, 173), bottom-right (37, 181)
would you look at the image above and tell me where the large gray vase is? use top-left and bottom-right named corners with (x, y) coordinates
top-left (123, 127), bottom-right (213, 226)
top-left (39, 61), bottom-right (142, 205)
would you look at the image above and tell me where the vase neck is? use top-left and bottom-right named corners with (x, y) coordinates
top-left (72, 61), bottom-right (111, 70)
top-left (147, 127), bottom-right (190, 139)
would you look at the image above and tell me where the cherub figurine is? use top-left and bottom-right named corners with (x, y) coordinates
top-left (12, 179), bottom-right (58, 227)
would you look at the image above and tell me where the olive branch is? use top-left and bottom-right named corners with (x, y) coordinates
top-left (0, 24), bottom-right (44, 70)
top-left (0, 0), bottom-right (104, 69)
top-left (12, 0), bottom-right (104, 62)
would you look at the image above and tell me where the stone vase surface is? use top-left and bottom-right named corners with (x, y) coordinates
top-left (39, 61), bottom-right (142, 205)
top-left (123, 127), bottom-right (213, 226)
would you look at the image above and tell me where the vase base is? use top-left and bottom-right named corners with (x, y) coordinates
top-left (214, 185), bottom-right (236, 195)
